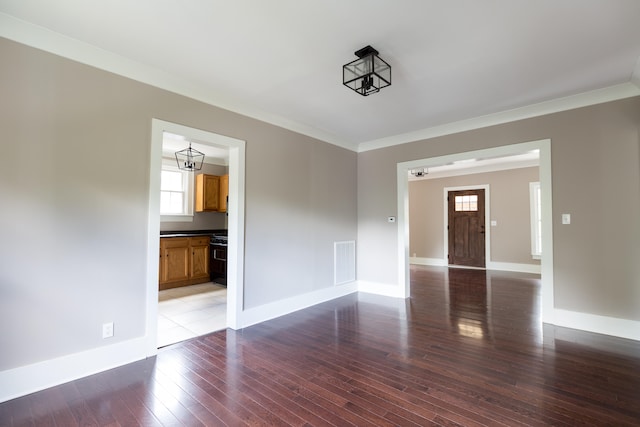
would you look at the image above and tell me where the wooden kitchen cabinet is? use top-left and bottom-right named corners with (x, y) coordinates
top-left (195, 174), bottom-right (220, 212)
top-left (159, 238), bottom-right (190, 287)
top-left (189, 236), bottom-right (210, 282)
top-left (219, 174), bottom-right (229, 213)
top-left (195, 173), bottom-right (228, 213)
top-left (159, 236), bottom-right (210, 290)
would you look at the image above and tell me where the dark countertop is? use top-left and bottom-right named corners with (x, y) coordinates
top-left (160, 229), bottom-right (227, 238)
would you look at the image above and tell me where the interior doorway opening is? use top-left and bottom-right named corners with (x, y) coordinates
top-left (146, 119), bottom-right (246, 356)
top-left (156, 131), bottom-right (230, 347)
top-left (397, 139), bottom-right (554, 323)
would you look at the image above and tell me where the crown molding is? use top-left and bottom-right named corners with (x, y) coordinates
top-left (2, 13), bottom-right (638, 155)
top-left (0, 13), bottom-right (351, 151)
top-left (358, 82), bottom-right (640, 153)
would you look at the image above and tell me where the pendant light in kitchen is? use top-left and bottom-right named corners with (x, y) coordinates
top-left (175, 141), bottom-right (204, 171)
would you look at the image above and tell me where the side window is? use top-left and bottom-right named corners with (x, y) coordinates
top-left (529, 182), bottom-right (541, 258)
top-left (160, 162), bottom-right (193, 221)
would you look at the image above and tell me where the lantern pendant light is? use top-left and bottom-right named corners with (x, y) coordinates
top-left (175, 142), bottom-right (204, 171)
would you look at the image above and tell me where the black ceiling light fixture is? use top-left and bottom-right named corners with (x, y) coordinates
top-left (175, 141), bottom-right (204, 171)
top-left (410, 168), bottom-right (428, 177)
top-left (343, 45), bottom-right (391, 96)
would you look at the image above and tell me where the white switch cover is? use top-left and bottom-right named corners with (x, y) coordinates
top-left (562, 214), bottom-right (571, 225)
top-left (490, 220), bottom-right (497, 226)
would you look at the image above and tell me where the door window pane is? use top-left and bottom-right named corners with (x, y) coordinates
top-left (455, 195), bottom-right (478, 211)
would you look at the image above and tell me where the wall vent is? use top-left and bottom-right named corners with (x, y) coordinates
top-left (334, 240), bottom-right (356, 285)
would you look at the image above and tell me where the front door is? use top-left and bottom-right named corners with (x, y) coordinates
top-left (448, 189), bottom-right (485, 268)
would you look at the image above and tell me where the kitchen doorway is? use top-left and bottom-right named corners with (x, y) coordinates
top-left (156, 131), bottom-right (230, 347)
top-left (146, 119), bottom-right (246, 355)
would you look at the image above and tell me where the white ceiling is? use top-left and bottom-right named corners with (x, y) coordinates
top-left (162, 132), bottom-right (229, 165)
top-left (1, 1), bottom-right (640, 152)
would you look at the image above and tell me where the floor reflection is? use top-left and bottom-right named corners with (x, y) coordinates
top-left (409, 265), bottom-right (542, 344)
top-left (446, 267), bottom-right (492, 341)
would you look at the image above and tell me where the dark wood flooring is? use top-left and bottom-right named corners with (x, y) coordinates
top-left (2, 265), bottom-right (640, 426)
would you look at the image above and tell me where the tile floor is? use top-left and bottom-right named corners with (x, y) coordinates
top-left (157, 282), bottom-right (227, 348)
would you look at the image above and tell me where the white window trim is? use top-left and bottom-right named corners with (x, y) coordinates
top-left (529, 181), bottom-right (541, 259)
top-left (160, 159), bottom-right (194, 222)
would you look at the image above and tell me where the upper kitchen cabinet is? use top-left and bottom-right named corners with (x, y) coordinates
top-left (195, 173), bottom-right (228, 213)
top-left (195, 174), bottom-right (220, 212)
top-left (219, 174), bottom-right (229, 213)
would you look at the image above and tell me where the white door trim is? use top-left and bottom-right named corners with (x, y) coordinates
top-left (147, 119), bottom-right (246, 356)
top-left (443, 185), bottom-right (491, 268)
top-left (397, 139), bottom-right (553, 322)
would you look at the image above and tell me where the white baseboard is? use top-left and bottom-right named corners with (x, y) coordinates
top-left (240, 282), bottom-right (358, 328)
top-left (3, 283), bottom-right (636, 405)
top-left (547, 309), bottom-right (640, 342)
top-left (411, 257), bottom-right (541, 274)
top-left (0, 337), bottom-right (149, 404)
top-left (410, 257), bottom-right (447, 266)
top-left (358, 280), bottom-right (406, 298)
top-left (486, 261), bottom-right (541, 274)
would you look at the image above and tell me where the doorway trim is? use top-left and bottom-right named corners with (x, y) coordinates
top-left (146, 119), bottom-right (246, 356)
top-left (397, 138), bottom-right (553, 323)
top-left (443, 185), bottom-right (490, 268)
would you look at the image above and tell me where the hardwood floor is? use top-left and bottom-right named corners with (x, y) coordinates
top-left (2, 265), bottom-right (640, 426)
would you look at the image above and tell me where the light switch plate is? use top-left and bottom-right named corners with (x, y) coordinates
top-left (490, 220), bottom-right (497, 226)
top-left (562, 214), bottom-right (571, 225)
top-left (102, 322), bottom-right (114, 339)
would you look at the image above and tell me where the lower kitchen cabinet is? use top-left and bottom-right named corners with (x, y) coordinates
top-left (189, 237), bottom-right (210, 281)
top-left (159, 236), bottom-right (210, 290)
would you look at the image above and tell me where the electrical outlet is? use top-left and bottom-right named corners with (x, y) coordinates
top-left (102, 322), bottom-right (114, 339)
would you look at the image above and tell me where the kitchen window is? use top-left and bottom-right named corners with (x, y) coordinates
top-left (160, 161), bottom-right (194, 221)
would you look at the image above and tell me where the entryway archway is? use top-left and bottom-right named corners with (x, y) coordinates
top-left (397, 139), bottom-right (554, 322)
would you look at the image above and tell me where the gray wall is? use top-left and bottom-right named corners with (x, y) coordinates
top-left (358, 96), bottom-right (640, 321)
top-left (0, 38), bottom-right (357, 371)
top-left (159, 162), bottom-right (228, 232)
top-left (1, 34), bottom-right (638, 377)
top-left (409, 167), bottom-right (540, 264)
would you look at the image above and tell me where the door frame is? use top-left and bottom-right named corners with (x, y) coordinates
top-left (145, 119), bottom-right (246, 356)
top-left (443, 185), bottom-right (490, 268)
top-left (397, 139), bottom-right (554, 323)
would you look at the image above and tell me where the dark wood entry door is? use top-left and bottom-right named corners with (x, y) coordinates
top-left (448, 189), bottom-right (485, 268)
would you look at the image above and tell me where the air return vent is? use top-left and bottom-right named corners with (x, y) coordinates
top-left (334, 241), bottom-right (356, 285)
